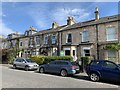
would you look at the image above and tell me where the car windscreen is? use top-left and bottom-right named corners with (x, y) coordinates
top-left (25, 59), bottom-right (33, 63)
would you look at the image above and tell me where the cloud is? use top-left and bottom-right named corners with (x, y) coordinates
top-left (0, 20), bottom-right (16, 37)
top-left (50, 8), bottom-right (90, 25)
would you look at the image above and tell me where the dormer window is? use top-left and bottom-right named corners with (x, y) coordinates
top-left (25, 31), bottom-right (29, 36)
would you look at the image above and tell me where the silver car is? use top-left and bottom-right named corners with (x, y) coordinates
top-left (13, 58), bottom-right (39, 71)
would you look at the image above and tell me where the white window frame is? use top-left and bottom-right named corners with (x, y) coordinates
top-left (66, 33), bottom-right (72, 43)
top-left (82, 31), bottom-right (89, 42)
top-left (52, 35), bottom-right (56, 44)
top-left (44, 35), bottom-right (48, 44)
top-left (106, 27), bottom-right (117, 41)
top-left (36, 36), bottom-right (40, 45)
top-left (107, 51), bottom-right (117, 60)
top-left (82, 47), bottom-right (90, 57)
top-left (20, 41), bottom-right (23, 46)
top-left (29, 38), bottom-right (33, 45)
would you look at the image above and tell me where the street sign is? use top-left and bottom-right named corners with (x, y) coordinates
top-left (60, 50), bottom-right (64, 56)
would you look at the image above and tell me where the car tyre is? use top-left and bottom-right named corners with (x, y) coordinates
top-left (90, 73), bottom-right (100, 82)
top-left (25, 66), bottom-right (29, 71)
top-left (13, 64), bottom-right (16, 69)
top-left (39, 67), bottom-right (44, 73)
top-left (60, 69), bottom-right (67, 77)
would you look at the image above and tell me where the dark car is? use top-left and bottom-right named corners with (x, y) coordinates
top-left (85, 60), bottom-right (120, 82)
top-left (39, 60), bottom-right (80, 77)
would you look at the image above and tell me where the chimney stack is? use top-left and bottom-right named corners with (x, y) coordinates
top-left (67, 16), bottom-right (76, 25)
top-left (52, 22), bottom-right (59, 29)
top-left (95, 7), bottom-right (99, 20)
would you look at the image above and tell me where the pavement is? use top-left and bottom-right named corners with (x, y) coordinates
top-left (1, 64), bottom-right (120, 88)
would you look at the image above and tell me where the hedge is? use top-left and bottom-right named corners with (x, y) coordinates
top-left (81, 56), bottom-right (93, 66)
top-left (30, 55), bottom-right (73, 64)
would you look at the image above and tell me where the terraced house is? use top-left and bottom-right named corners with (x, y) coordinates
top-left (2, 7), bottom-right (120, 63)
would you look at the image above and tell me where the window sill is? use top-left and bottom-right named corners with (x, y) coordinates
top-left (106, 39), bottom-right (118, 41)
top-left (66, 42), bottom-right (72, 45)
top-left (81, 41), bottom-right (89, 43)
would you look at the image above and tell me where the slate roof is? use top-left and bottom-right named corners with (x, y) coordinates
top-left (33, 14), bottom-right (120, 35)
top-left (61, 14), bottom-right (120, 31)
top-left (33, 25), bottom-right (67, 36)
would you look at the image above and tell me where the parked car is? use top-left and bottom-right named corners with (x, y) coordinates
top-left (39, 60), bottom-right (80, 77)
top-left (85, 60), bottom-right (120, 82)
top-left (13, 58), bottom-right (39, 71)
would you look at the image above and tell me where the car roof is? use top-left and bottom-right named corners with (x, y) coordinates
top-left (16, 58), bottom-right (30, 59)
top-left (91, 60), bottom-right (115, 63)
top-left (52, 60), bottom-right (70, 62)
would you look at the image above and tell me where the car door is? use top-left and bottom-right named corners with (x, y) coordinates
top-left (53, 61), bottom-right (62, 73)
top-left (101, 61), bottom-right (120, 81)
top-left (15, 58), bottom-right (22, 68)
top-left (20, 59), bottom-right (26, 69)
top-left (45, 61), bottom-right (56, 73)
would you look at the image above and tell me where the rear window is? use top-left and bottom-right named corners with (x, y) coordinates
top-left (25, 59), bottom-right (33, 63)
top-left (56, 61), bottom-right (68, 65)
top-left (71, 62), bottom-right (77, 66)
top-left (16, 58), bottom-right (22, 62)
top-left (90, 61), bottom-right (100, 65)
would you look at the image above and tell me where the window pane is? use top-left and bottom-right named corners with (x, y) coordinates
top-left (82, 31), bottom-right (89, 42)
top-left (107, 34), bottom-right (116, 40)
top-left (52, 36), bottom-right (56, 44)
top-left (106, 27), bottom-right (116, 40)
top-left (36, 36), bottom-right (40, 44)
top-left (102, 62), bottom-right (117, 69)
top-left (44, 36), bottom-right (48, 44)
top-left (108, 51), bottom-right (116, 58)
top-left (65, 50), bottom-right (70, 55)
top-left (84, 49), bottom-right (90, 56)
top-left (67, 33), bottom-right (72, 43)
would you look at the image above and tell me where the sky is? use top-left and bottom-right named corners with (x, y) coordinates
top-left (1, 2), bottom-right (119, 36)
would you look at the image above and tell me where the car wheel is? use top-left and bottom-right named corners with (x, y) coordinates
top-left (13, 64), bottom-right (16, 69)
top-left (90, 73), bottom-right (100, 82)
top-left (39, 67), bottom-right (44, 73)
top-left (60, 70), bottom-right (67, 77)
top-left (25, 66), bottom-right (29, 71)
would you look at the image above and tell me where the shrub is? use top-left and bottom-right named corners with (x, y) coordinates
top-left (81, 56), bottom-right (93, 66)
top-left (30, 55), bottom-right (45, 65)
top-left (30, 55), bottom-right (73, 64)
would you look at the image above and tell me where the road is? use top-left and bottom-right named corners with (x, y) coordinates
top-left (1, 65), bottom-right (120, 88)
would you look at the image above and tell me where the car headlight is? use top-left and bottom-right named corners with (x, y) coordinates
top-left (28, 65), bottom-right (34, 67)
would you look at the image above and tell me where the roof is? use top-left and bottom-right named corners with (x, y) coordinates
top-left (5, 14), bottom-right (120, 40)
top-left (33, 25), bottom-right (67, 36)
top-left (61, 14), bottom-right (120, 31)
top-left (33, 14), bottom-right (120, 35)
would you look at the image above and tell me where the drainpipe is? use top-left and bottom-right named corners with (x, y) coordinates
top-left (95, 24), bottom-right (99, 60)
top-left (58, 31), bottom-right (62, 56)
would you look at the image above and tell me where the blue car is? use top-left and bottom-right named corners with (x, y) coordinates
top-left (39, 60), bottom-right (80, 77)
top-left (85, 60), bottom-right (120, 82)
